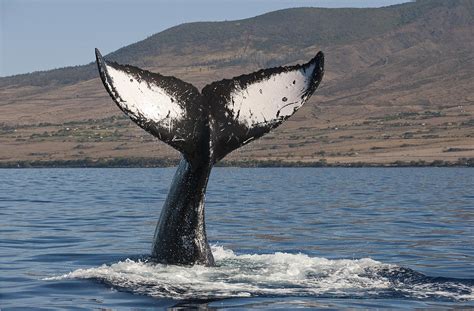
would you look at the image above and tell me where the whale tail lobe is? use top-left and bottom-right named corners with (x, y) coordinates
top-left (95, 48), bottom-right (324, 163)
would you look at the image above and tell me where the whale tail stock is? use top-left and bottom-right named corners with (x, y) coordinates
top-left (95, 48), bottom-right (324, 265)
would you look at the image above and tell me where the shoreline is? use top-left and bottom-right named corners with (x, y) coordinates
top-left (0, 157), bottom-right (473, 168)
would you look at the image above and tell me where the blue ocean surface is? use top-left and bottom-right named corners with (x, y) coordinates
top-left (1, 168), bottom-right (473, 310)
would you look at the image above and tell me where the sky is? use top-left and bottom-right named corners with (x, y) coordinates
top-left (0, 0), bottom-right (411, 77)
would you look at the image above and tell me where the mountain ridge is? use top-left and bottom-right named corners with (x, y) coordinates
top-left (3, 0), bottom-right (471, 86)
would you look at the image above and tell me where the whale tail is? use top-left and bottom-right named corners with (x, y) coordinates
top-left (95, 48), bottom-right (324, 163)
top-left (95, 48), bottom-right (324, 265)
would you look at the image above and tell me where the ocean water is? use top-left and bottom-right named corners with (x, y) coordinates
top-left (1, 167), bottom-right (473, 310)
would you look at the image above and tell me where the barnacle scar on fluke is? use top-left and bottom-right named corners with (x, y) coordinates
top-left (95, 48), bottom-right (324, 266)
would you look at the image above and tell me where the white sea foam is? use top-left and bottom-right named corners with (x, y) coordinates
top-left (45, 245), bottom-right (474, 301)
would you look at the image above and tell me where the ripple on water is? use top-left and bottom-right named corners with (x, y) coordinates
top-left (2, 167), bottom-right (474, 309)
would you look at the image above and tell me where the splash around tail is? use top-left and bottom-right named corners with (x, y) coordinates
top-left (47, 245), bottom-right (474, 301)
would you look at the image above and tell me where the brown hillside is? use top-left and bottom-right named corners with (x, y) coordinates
top-left (0, 0), bottom-right (473, 166)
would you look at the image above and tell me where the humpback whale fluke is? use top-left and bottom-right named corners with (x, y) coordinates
top-left (95, 48), bottom-right (324, 266)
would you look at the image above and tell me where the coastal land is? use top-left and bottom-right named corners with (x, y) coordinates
top-left (1, 0), bottom-right (473, 167)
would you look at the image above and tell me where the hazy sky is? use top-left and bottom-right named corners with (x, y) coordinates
top-left (0, 0), bottom-right (411, 77)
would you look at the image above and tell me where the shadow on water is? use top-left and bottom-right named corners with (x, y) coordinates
top-left (169, 299), bottom-right (221, 311)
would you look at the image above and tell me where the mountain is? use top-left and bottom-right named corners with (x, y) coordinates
top-left (1, 0), bottom-right (473, 166)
